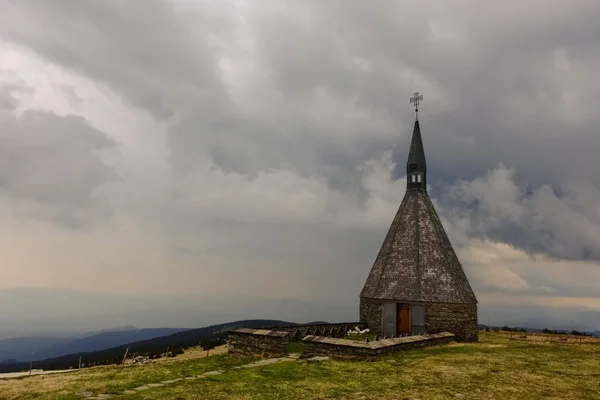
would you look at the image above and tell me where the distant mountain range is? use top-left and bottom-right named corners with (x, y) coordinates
top-left (0, 319), bottom-right (293, 373)
top-left (477, 324), bottom-right (600, 337)
top-left (0, 287), bottom-right (357, 339)
top-left (0, 327), bottom-right (188, 363)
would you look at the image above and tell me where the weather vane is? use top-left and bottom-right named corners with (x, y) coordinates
top-left (409, 92), bottom-right (424, 120)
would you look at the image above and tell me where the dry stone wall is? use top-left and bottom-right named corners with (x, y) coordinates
top-left (302, 332), bottom-right (454, 359)
top-left (228, 329), bottom-right (290, 357)
top-left (425, 303), bottom-right (478, 342)
top-left (262, 322), bottom-right (367, 340)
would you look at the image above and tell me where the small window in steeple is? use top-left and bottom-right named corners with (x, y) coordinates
top-left (417, 174), bottom-right (422, 183)
top-left (411, 174), bottom-right (416, 183)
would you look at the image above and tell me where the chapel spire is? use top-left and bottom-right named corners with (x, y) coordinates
top-left (359, 92), bottom-right (477, 342)
top-left (407, 92), bottom-right (426, 190)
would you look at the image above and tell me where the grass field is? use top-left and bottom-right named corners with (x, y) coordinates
top-left (1, 332), bottom-right (599, 400)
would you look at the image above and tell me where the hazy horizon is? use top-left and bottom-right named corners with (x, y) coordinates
top-left (0, 1), bottom-right (599, 337)
top-left (1, 287), bottom-right (599, 339)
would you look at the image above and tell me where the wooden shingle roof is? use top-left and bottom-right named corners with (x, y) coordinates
top-left (360, 119), bottom-right (477, 304)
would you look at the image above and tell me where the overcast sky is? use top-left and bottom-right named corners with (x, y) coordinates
top-left (0, 0), bottom-right (599, 332)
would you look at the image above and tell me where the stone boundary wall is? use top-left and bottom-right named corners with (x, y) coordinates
top-left (302, 332), bottom-right (454, 358)
top-left (262, 322), bottom-right (367, 340)
top-left (228, 329), bottom-right (290, 357)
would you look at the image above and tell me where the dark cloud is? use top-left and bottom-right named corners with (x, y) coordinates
top-left (2, 0), bottom-right (599, 257)
top-left (0, 83), bottom-right (117, 227)
top-left (0, 0), bottom-right (599, 324)
top-left (0, 84), bottom-right (20, 110)
top-left (442, 165), bottom-right (600, 260)
top-left (2, 0), bottom-right (598, 177)
top-left (0, 0), bottom-right (232, 117)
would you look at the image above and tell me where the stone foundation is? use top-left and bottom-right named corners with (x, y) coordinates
top-left (228, 329), bottom-right (290, 357)
top-left (425, 302), bottom-right (478, 342)
top-left (359, 298), bottom-right (383, 336)
top-left (302, 332), bottom-right (454, 359)
top-left (359, 298), bottom-right (478, 342)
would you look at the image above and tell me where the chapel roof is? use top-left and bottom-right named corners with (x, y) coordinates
top-left (360, 118), bottom-right (477, 304)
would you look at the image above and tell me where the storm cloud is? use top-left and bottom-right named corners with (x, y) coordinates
top-left (0, 0), bottom-right (599, 331)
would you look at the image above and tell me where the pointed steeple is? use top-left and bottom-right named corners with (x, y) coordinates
top-left (406, 119), bottom-right (427, 190)
top-left (406, 92), bottom-right (426, 191)
top-left (359, 92), bottom-right (478, 342)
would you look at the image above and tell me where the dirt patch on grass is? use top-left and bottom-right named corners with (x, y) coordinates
top-left (156, 345), bottom-right (228, 363)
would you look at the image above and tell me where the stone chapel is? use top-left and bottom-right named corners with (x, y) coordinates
top-left (359, 93), bottom-right (478, 342)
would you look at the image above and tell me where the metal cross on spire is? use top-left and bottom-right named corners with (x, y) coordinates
top-left (409, 92), bottom-right (424, 120)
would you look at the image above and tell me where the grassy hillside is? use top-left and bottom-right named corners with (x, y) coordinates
top-left (1, 332), bottom-right (599, 400)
